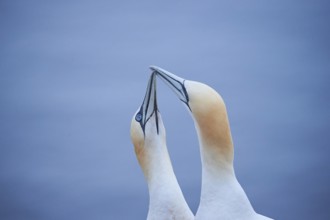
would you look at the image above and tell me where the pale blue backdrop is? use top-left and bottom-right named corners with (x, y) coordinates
top-left (1, 1), bottom-right (329, 219)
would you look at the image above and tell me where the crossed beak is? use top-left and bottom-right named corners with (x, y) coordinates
top-left (150, 66), bottom-right (191, 111)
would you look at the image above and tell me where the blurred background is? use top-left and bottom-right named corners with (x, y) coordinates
top-left (1, 0), bottom-right (329, 219)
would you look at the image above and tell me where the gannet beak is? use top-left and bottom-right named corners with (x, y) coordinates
top-left (150, 66), bottom-right (191, 111)
top-left (136, 72), bottom-right (159, 134)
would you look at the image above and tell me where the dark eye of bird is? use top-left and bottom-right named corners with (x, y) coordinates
top-left (135, 113), bottom-right (142, 122)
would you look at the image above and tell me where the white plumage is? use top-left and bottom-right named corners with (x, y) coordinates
top-left (130, 72), bottom-right (194, 220)
top-left (152, 66), bottom-right (273, 220)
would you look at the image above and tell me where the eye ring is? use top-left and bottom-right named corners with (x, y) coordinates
top-left (135, 113), bottom-right (142, 122)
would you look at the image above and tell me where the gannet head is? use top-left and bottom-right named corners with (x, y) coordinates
top-left (150, 66), bottom-right (233, 163)
top-left (130, 72), bottom-right (166, 173)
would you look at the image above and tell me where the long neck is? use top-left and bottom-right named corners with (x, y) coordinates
top-left (194, 100), bottom-right (234, 169)
top-left (194, 116), bottom-right (238, 194)
top-left (193, 110), bottom-right (256, 219)
top-left (141, 141), bottom-right (194, 220)
top-left (145, 143), bottom-right (178, 193)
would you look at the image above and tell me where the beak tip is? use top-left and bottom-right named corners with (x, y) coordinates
top-left (149, 65), bottom-right (159, 72)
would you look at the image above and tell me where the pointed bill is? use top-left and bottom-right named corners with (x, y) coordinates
top-left (136, 72), bottom-right (159, 134)
top-left (150, 66), bottom-right (190, 111)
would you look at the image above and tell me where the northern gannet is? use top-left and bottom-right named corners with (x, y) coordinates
top-left (130, 72), bottom-right (194, 220)
top-left (151, 66), bottom-right (273, 220)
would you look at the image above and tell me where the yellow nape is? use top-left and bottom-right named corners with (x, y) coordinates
top-left (185, 81), bottom-right (234, 163)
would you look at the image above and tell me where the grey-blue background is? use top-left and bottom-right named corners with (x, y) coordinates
top-left (1, 1), bottom-right (329, 219)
